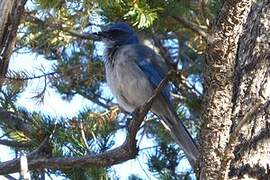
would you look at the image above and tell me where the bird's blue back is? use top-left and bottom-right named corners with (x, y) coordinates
top-left (105, 22), bottom-right (170, 101)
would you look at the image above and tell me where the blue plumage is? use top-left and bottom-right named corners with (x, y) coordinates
top-left (95, 22), bottom-right (199, 169)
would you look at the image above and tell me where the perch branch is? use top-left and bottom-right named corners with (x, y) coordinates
top-left (0, 70), bottom-right (174, 175)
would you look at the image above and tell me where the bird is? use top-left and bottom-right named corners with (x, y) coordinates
top-left (94, 22), bottom-right (199, 169)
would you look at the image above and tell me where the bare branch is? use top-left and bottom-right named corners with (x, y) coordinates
top-left (151, 34), bottom-right (177, 70)
top-left (0, 139), bottom-right (32, 148)
top-left (25, 14), bottom-right (100, 41)
top-left (0, 137), bottom-right (52, 175)
top-left (0, 70), bottom-right (174, 175)
top-left (0, 107), bottom-right (33, 137)
top-left (3, 174), bottom-right (17, 180)
top-left (171, 15), bottom-right (209, 41)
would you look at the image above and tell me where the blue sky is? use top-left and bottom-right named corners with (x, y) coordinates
top-left (0, 50), bottom-right (193, 179)
top-left (0, 7), bottom-right (195, 176)
top-left (0, 52), bottom-right (160, 179)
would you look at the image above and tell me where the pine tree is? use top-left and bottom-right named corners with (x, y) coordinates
top-left (0, 0), bottom-right (269, 179)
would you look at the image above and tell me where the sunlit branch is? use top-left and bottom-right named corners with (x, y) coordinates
top-left (26, 14), bottom-right (100, 41)
top-left (0, 70), bottom-right (175, 175)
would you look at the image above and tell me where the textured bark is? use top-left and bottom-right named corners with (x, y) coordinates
top-left (0, 0), bottom-right (27, 79)
top-left (228, 1), bottom-right (270, 179)
top-left (200, 0), bottom-right (252, 179)
top-left (200, 0), bottom-right (270, 179)
top-left (0, 1), bottom-right (15, 40)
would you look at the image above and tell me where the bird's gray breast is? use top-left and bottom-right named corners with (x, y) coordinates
top-left (105, 45), bottom-right (154, 113)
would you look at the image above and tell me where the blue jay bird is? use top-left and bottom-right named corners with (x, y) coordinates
top-left (94, 22), bottom-right (199, 169)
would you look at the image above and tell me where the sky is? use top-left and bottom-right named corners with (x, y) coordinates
top-left (0, 3), bottom-right (193, 176)
top-left (0, 52), bottom-right (162, 179)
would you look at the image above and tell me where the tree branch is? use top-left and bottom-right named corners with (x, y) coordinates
top-left (0, 139), bottom-right (32, 148)
top-left (3, 174), bottom-right (17, 180)
top-left (151, 34), bottom-right (177, 70)
top-left (171, 15), bottom-right (209, 41)
top-left (0, 107), bottom-right (33, 137)
top-left (25, 14), bottom-right (100, 41)
top-left (0, 137), bottom-right (52, 175)
top-left (0, 70), bottom-right (174, 175)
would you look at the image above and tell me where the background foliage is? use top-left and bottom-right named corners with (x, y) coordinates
top-left (0, 0), bottom-right (223, 179)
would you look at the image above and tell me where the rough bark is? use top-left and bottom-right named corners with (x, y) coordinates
top-left (200, 0), bottom-right (252, 179)
top-left (228, 1), bottom-right (270, 179)
top-left (0, 0), bottom-right (27, 79)
top-left (0, 1), bottom-right (15, 40)
top-left (200, 0), bottom-right (270, 179)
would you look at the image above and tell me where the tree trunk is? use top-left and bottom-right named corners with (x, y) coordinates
top-left (0, 0), bottom-right (27, 79)
top-left (200, 0), bottom-right (270, 179)
top-left (0, 1), bottom-right (15, 40)
top-left (228, 1), bottom-right (270, 179)
top-left (200, 0), bottom-right (252, 178)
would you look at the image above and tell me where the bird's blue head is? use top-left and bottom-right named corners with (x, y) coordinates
top-left (94, 22), bottom-right (139, 48)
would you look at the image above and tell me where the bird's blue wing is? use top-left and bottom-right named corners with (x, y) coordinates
top-left (134, 48), bottom-right (171, 101)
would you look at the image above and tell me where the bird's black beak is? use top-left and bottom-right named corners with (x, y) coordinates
top-left (92, 31), bottom-right (110, 41)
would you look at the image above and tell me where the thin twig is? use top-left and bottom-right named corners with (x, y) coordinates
top-left (3, 174), bottom-right (17, 180)
top-left (26, 14), bottom-right (100, 41)
top-left (139, 145), bottom-right (159, 151)
top-left (136, 158), bottom-right (152, 180)
top-left (0, 139), bottom-right (32, 148)
top-left (171, 15), bottom-right (209, 41)
top-left (79, 120), bottom-right (91, 154)
top-left (2, 71), bottom-right (56, 81)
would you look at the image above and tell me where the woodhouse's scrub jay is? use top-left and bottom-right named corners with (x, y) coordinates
top-left (94, 22), bottom-right (199, 169)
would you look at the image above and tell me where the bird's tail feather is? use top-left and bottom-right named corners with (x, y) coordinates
top-left (157, 104), bottom-right (199, 169)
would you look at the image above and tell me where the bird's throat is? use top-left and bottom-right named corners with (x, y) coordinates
top-left (105, 45), bottom-right (120, 67)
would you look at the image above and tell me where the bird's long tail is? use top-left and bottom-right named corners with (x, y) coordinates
top-left (153, 102), bottom-right (200, 169)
